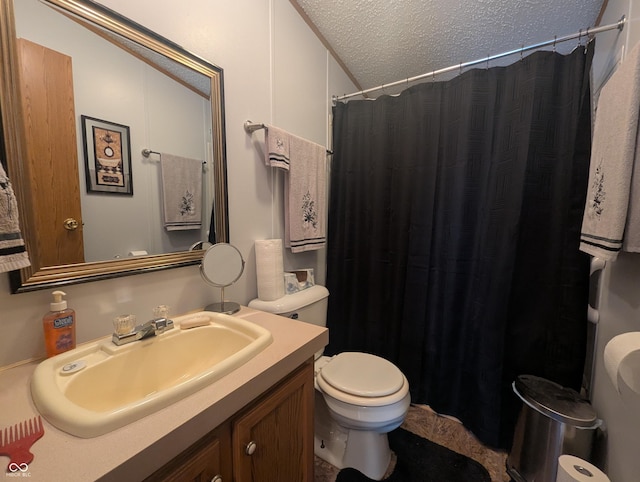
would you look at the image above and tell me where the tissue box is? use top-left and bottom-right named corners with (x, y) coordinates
top-left (284, 269), bottom-right (315, 294)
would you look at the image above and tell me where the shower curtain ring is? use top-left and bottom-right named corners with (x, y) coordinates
top-left (584, 28), bottom-right (590, 53)
top-left (553, 35), bottom-right (557, 53)
top-left (578, 29), bottom-right (582, 46)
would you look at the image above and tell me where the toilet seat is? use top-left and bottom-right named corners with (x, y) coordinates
top-left (316, 352), bottom-right (409, 407)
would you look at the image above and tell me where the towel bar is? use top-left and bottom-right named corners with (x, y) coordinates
top-left (243, 120), bottom-right (333, 154)
top-left (244, 121), bottom-right (266, 133)
top-left (141, 148), bottom-right (160, 158)
top-left (141, 149), bottom-right (206, 165)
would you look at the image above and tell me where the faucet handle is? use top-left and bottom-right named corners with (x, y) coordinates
top-left (151, 305), bottom-right (174, 334)
top-left (113, 314), bottom-right (136, 335)
top-left (153, 304), bottom-right (170, 319)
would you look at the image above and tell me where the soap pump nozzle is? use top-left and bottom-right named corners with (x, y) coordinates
top-left (50, 290), bottom-right (68, 311)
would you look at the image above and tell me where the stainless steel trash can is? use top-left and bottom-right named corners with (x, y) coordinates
top-left (506, 375), bottom-right (600, 482)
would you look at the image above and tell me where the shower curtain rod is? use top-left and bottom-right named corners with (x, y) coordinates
top-left (333, 16), bottom-right (626, 103)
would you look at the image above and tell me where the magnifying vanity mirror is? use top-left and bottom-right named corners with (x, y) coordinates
top-left (200, 243), bottom-right (245, 314)
top-left (0, 0), bottom-right (228, 293)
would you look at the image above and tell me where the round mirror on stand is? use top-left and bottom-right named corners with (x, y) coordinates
top-left (189, 241), bottom-right (213, 251)
top-left (200, 243), bottom-right (245, 314)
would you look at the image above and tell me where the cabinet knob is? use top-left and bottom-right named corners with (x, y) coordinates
top-left (245, 440), bottom-right (257, 455)
top-left (211, 476), bottom-right (222, 482)
top-left (63, 218), bottom-right (79, 231)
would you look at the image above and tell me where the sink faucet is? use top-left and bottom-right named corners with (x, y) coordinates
top-left (112, 317), bottom-right (174, 346)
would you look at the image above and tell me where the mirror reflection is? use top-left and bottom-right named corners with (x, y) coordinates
top-left (17, 0), bottom-right (213, 262)
top-left (0, 0), bottom-right (228, 292)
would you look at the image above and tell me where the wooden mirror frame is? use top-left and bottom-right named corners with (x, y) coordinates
top-left (0, 0), bottom-right (228, 293)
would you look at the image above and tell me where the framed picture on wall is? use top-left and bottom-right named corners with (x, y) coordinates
top-left (81, 115), bottom-right (133, 195)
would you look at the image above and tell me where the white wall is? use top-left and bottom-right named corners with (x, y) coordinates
top-left (590, 2), bottom-right (640, 481)
top-left (0, 0), bottom-right (356, 367)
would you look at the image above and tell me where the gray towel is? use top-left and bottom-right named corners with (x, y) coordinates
top-left (623, 127), bottom-right (640, 253)
top-left (285, 134), bottom-right (326, 253)
top-left (263, 127), bottom-right (327, 252)
top-left (160, 154), bottom-right (203, 231)
top-left (265, 125), bottom-right (290, 170)
top-left (580, 43), bottom-right (640, 260)
top-left (0, 163), bottom-right (30, 272)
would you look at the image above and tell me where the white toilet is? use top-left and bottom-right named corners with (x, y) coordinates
top-left (249, 285), bottom-right (411, 480)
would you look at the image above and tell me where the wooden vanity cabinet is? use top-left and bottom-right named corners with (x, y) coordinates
top-left (145, 360), bottom-right (314, 482)
top-left (144, 424), bottom-right (231, 482)
top-left (232, 360), bottom-right (314, 482)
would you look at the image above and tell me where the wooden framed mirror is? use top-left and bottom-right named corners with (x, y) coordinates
top-left (0, 0), bottom-right (228, 293)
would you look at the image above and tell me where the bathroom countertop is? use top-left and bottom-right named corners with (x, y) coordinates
top-left (0, 306), bottom-right (328, 482)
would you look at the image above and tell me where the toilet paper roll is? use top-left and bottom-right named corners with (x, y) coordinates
top-left (255, 239), bottom-right (285, 301)
top-left (556, 455), bottom-right (610, 482)
top-left (603, 332), bottom-right (640, 392)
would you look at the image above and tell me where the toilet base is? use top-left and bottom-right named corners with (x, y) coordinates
top-left (314, 391), bottom-right (392, 480)
top-left (314, 429), bottom-right (391, 480)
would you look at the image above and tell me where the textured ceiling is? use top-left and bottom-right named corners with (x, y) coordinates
top-left (294, 0), bottom-right (605, 96)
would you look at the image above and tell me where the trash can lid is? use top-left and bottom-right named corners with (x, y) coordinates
top-left (513, 375), bottom-right (597, 427)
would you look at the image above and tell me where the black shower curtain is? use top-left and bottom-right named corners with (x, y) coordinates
top-left (326, 44), bottom-right (594, 448)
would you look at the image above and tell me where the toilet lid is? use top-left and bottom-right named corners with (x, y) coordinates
top-left (319, 352), bottom-right (404, 397)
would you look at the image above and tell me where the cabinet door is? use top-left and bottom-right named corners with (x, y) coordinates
top-left (145, 424), bottom-right (231, 482)
top-left (233, 361), bottom-right (314, 482)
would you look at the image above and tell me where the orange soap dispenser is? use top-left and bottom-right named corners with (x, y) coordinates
top-left (43, 290), bottom-right (76, 357)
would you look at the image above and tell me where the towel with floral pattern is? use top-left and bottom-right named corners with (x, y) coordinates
top-left (0, 162), bottom-right (30, 272)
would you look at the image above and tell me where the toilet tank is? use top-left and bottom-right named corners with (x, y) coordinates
top-left (248, 285), bottom-right (329, 327)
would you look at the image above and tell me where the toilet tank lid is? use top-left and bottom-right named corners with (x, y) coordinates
top-left (248, 285), bottom-right (329, 314)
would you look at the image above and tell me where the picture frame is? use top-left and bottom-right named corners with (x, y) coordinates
top-left (81, 115), bottom-right (133, 195)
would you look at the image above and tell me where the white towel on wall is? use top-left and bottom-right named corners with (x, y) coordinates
top-left (265, 125), bottom-right (290, 170)
top-left (285, 134), bottom-right (326, 253)
top-left (623, 132), bottom-right (640, 252)
top-left (580, 42), bottom-right (640, 260)
top-left (0, 163), bottom-right (30, 272)
top-left (160, 153), bottom-right (203, 231)
top-left (263, 126), bottom-right (327, 253)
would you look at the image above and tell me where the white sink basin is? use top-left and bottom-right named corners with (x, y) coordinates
top-left (31, 311), bottom-right (272, 438)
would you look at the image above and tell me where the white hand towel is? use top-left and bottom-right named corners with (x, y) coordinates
top-left (160, 153), bottom-right (203, 231)
top-left (580, 43), bottom-right (640, 260)
top-left (285, 135), bottom-right (326, 253)
top-left (623, 129), bottom-right (640, 252)
top-left (265, 125), bottom-right (290, 170)
top-left (0, 163), bottom-right (30, 272)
